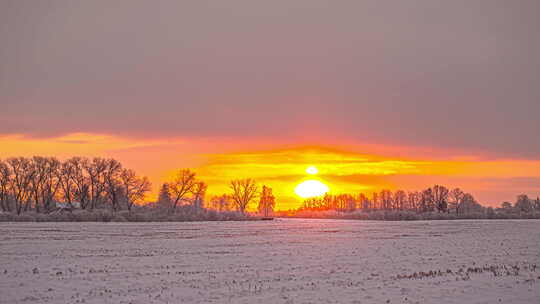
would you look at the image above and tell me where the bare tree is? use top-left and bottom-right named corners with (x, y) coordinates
top-left (432, 185), bottom-right (449, 213)
top-left (169, 169), bottom-right (197, 212)
top-left (191, 181), bottom-right (207, 209)
top-left (449, 188), bottom-right (465, 214)
top-left (407, 191), bottom-right (421, 211)
top-left (68, 157), bottom-right (90, 209)
top-left (420, 188), bottom-right (434, 212)
top-left (6, 157), bottom-right (36, 215)
top-left (230, 178), bottom-right (258, 215)
top-left (45, 158), bottom-right (61, 212)
top-left (258, 185), bottom-right (275, 217)
top-left (84, 158), bottom-right (108, 210)
top-left (379, 189), bottom-right (393, 210)
top-left (0, 160), bottom-right (12, 212)
top-left (394, 190), bottom-right (407, 210)
top-left (357, 193), bottom-right (370, 210)
top-left (209, 194), bottom-right (233, 211)
top-left (58, 159), bottom-right (77, 204)
top-left (120, 168), bottom-right (151, 212)
top-left (103, 159), bottom-right (123, 211)
top-left (157, 183), bottom-right (172, 208)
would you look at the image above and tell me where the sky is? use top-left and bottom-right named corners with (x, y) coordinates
top-left (1, 1), bottom-right (539, 209)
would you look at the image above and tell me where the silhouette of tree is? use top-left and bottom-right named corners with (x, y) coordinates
top-left (169, 169), bottom-right (198, 212)
top-left (432, 185), bottom-right (449, 213)
top-left (192, 181), bottom-right (207, 209)
top-left (157, 183), bottom-right (172, 208)
top-left (120, 168), bottom-right (151, 212)
top-left (230, 178), bottom-right (258, 215)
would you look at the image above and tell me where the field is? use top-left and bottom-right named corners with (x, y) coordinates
top-left (1, 219), bottom-right (539, 304)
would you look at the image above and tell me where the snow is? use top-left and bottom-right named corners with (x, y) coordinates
top-left (1, 219), bottom-right (539, 304)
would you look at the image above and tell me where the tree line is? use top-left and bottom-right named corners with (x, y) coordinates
top-left (153, 170), bottom-right (275, 215)
top-left (0, 157), bottom-right (275, 216)
top-left (0, 156), bottom-right (151, 214)
top-left (298, 185), bottom-right (540, 216)
top-left (1, 156), bottom-right (538, 219)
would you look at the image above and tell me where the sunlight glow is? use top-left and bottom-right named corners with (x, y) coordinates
top-left (295, 180), bottom-right (329, 198)
top-left (306, 166), bottom-right (318, 175)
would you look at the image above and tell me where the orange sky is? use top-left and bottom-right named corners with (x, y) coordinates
top-left (1, 133), bottom-right (539, 210)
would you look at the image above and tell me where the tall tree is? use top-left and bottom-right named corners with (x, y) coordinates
top-left (84, 158), bottom-right (108, 210)
top-left (407, 191), bottom-right (421, 211)
top-left (230, 178), bottom-right (258, 215)
top-left (68, 157), bottom-right (90, 209)
top-left (169, 169), bottom-right (197, 211)
top-left (58, 159), bottom-right (77, 204)
top-left (420, 188), bottom-right (434, 212)
top-left (258, 185), bottom-right (275, 217)
top-left (379, 189), bottom-right (393, 210)
top-left (449, 188), bottom-right (465, 214)
top-left (0, 160), bottom-right (12, 212)
top-left (356, 193), bottom-right (369, 210)
top-left (432, 185), bottom-right (449, 213)
top-left (191, 181), bottom-right (207, 209)
top-left (103, 159), bottom-right (123, 211)
top-left (6, 157), bottom-right (35, 215)
top-left (120, 168), bottom-right (151, 211)
top-left (157, 183), bottom-right (172, 208)
top-left (394, 190), bottom-right (407, 210)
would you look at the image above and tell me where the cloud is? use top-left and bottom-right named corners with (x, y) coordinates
top-left (1, 1), bottom-right (539, 158)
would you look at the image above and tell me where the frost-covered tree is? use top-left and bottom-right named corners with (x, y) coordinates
top-left (157, 183), bottom-right (172, 208)
top-left (258, 185), bottom-right (275, 217)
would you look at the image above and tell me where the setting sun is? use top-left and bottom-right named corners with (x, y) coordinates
top-left (294, 180), bottom-right (329, 198)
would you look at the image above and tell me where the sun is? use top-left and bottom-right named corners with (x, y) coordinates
top-left (295, 180), bottom-right (329, 198)
top-left (306, 166), bottom-right (318, 175)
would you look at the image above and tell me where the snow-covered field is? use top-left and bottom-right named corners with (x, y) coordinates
top-left (1, 219), bottom-right (539, 304)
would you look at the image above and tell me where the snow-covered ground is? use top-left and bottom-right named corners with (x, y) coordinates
top-left (1, 219), bottom-right (539, 304)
